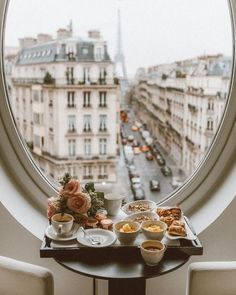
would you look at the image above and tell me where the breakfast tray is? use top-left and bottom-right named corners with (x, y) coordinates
top-left (40, 217), bottom-right (203, 260)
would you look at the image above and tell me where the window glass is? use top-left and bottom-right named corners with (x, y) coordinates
top-left (4, 0), bottom-right (232, 203)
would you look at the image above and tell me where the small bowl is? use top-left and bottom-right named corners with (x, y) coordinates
top-left (141, 220), bottom-right (167, 240)
top-left (114, 221), bottom-right (141, 245)
top-left (140, 240), bottom-right (167, 266)
top-left (121, 200), bottom-right (157, 215)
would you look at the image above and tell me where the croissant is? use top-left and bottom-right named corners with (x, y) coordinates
top-left (168, 224), bottom-right (186, 236)
top-left (156, 208), bottom-right (171, 217)
top-left (170, 207), bottom-right (182, 220)
top-left (171, 220), bottom-right (185, 228)
top-left (160, 216), bottom-right (175, 227)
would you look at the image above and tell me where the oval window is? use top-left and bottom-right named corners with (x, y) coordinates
top-left (3, 0), bottom-right (233, 203)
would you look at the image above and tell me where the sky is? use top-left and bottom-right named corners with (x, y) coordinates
top-left (4, 0), bottom-right (232, 77)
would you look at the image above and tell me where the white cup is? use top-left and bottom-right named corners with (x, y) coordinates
top-left (104, 193), bottom-right (124, 216)
top-left (140, 240), bottom-right (167, 266)
top-left (51, 213), bottom-right (74, 236)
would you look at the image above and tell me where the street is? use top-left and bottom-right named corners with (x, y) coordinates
top-left (120, 112), bottom-right (175, 203)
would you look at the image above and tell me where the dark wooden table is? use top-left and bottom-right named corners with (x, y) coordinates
top-left (56, 246), bottom-right (192, 295)
top-left (41, 232), bottom-right (202, 295)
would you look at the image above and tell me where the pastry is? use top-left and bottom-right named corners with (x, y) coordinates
top-left (160, 215), bottom-right (175, 227)
top-left (168, 223), bottom-right (186, 236)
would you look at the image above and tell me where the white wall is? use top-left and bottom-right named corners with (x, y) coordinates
top-left (0, 151), bottom-right (236, 295)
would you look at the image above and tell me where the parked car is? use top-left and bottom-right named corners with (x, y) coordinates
top-left (131, 182), bottom-right (142, 192)
top-left (161, 166), bottom-right (172, 176)
top-left (131, 125), bottom-right (139, 131)
top-left (145, 152), bottom-right (154, 161)
top-left (133, 147), bottom-right (141, 155)
top-left (127, 135), bottom-right (134, 142)
top-left (141, 145), bottom-right (150, 152)
top-left (122, 138), bottom-right (127, 145)
top-left (131, 177), bottom-right (141, 185)
top-left (171, 177), bottom-right (183, 189)
top-left (132, 140), bottom-right (140, 147)
top-left (156, 154), bottom-right (165, 165)
top-left (129, 169), bottom-right (140, 179)
top-left (149, 180), bottom-right (161, 191)
top-left (133, 188), bottom-right (145, 200)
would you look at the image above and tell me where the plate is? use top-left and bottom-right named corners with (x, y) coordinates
top-left (121, 200), bottom-right (157, 215)
top-left (123, 211), bottom-right (159, 224)
top-left (45, 224), bottom-right (79, 241)
top-left (77, 228), bottom-right (117, 248)
top-left (165, 219), bottom-right (197, 240)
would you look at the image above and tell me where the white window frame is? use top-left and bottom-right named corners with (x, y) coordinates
top-left (0, 0), bottom-right (235, 214)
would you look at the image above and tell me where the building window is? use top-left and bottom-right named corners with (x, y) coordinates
top-left (99, 67), bottom-right (106, 84)
top-left (99, 138), bottom-right (107, 155)
top-left (84, 138), bottom-right (91, 155)
top-left (83, 92), bottom-right (91, 107)
top-left (95, 47), bottom-right (103, 61)
top-left (68, 115), bottom-right (76, 132)
top-left (33, 90), bottom-right (40, 102)
top-left (67, 91), bottom-right (75, 107)
top-left (98, 165), bottom-right (108, 179)
top-left (68, 139), bottom-right (76, 156)
top-left (66, 67), bottom-right (74, 85)
top-left (207, 119), bottom-right (214, 131)
top-left (83, 67), bottom-right (90, 84)
top-left (34, 134), bottom-right (41, 148)
top-left (33, 112), bottom-right (40, 125)
top-left (99, 91), bottom-right (107, 107)
top-left (99, 115), bottom-right (107, 131)
top-left (83, 165), bottom-right (93, 179)
top-left (83, 115), bottom-right (91, 132)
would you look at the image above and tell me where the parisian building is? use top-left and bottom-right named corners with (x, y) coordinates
top-left (129, 54), bottom-right (231, 176)
top-left (10, 26), bottom-right (120, 183)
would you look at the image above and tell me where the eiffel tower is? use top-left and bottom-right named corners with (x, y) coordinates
top-left (114, 9), bottom-right (129, 109)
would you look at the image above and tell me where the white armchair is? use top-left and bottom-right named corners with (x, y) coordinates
top-left (186, 261), bottom-right (236, 295)
top-left (0, 255), bottom-right (54, 295)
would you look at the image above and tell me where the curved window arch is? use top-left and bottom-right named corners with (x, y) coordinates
top-left (0, 0), bottom-right (235, 215)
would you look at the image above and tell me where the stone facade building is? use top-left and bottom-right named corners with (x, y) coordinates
top-left (129, 54), bottom-right (231, 176)
top-left (10, 26), bottom-right (120, 183)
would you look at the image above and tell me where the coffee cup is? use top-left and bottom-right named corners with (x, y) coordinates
top-left (140, 240), bottom-right (167, 266)
top-left (104, 193), bottom-right (124, 216)
top-left (51, 213), bottom-right (74, 236)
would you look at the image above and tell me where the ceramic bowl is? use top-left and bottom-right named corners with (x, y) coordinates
top-left (140, 240), bottom-right (167, 266)
top-left (114, 220), bottom-right (141, 245)
top-left (141, 220), bottom-right (167, 240)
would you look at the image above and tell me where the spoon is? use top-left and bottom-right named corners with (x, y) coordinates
top-left (80, 227), bottom-right (101, 245)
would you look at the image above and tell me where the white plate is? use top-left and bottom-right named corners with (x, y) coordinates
top-left (165, 219), bottom-right (197, 240)
top-left (77, 228), bottom-right (117, 248)
top-left (123, 211), bottom-right (159, 223)
top-left (121, 200), bottom-right (157, 215)
top-left (45, 224), bottom-right (79, 241)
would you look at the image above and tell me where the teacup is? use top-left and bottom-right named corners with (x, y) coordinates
top-left (51, 213), bottom-right (74, 236)
top-left (140, 240), bottom-right (167, 266)
top-left (104, 193), bottom-right (124, 216)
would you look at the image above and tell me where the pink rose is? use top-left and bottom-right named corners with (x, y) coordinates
top-left (47, 197), bottom-right (61, 219)
top-left (66, 192), bottom-right (91, 214)
top-left (60, 179), bottom-right (81, 198)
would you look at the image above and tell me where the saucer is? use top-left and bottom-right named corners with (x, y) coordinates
top-left (77, 228), bottom-right (117, 248)
top-left (45, 224), bottom-right (79, 241)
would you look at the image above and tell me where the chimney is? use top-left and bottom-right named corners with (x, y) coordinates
top-left (88, 30), bottom-right (101, 39)
top-left (37, 33), bottom-right (53, 44)
top-left (57, 28), bottom-right (72, 40)
top-left (19, 37), bottom-right (37, 49)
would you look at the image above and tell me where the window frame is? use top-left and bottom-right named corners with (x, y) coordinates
top-left (0, 0), bottom-right (235, 214)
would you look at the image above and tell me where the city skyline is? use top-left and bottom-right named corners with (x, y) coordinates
top-left (5, 0), bottom-right (232, 77)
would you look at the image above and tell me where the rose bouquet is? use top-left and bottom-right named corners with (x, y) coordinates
top-left (47, 173), bottom-right (105, 223)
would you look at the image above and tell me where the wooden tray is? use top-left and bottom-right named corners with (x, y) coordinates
top-left (40, 217), bottom-right (203, 260)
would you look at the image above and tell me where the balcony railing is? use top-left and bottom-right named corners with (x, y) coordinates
top-left (83, 175), bottom-right (93, 180)
top-left (188, 103), bottom-right (198, 113)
